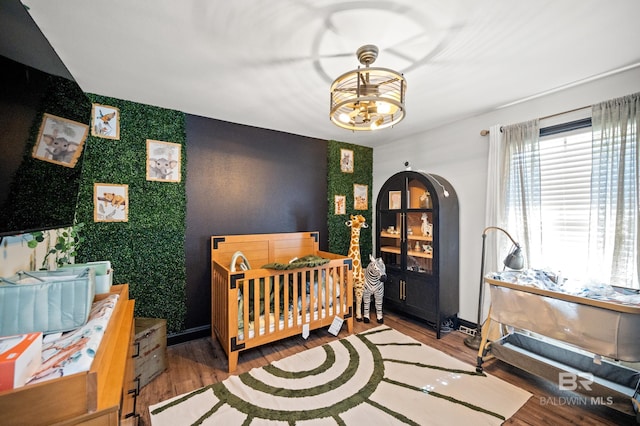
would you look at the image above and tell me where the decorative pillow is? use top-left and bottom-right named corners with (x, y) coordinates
top-left (261, 255), bottom-right (330, 270)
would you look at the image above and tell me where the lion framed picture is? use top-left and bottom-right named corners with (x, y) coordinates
top-left (354, 184), bottom-right (368, 210)
top-left (146, 139), bottom-right (181, 182)
top-left (32, 113), bottom-right (89, 168)
top-left (94, 183), bottom-right (128, 222)
top-left (91, 104), bottom-right (120, 139)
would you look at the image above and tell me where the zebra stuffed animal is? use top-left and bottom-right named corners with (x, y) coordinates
top-left (363, 254), bottom-right (387, 324)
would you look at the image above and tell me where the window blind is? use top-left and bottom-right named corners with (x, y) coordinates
top-left (538, 130), bottom-right (592, 278)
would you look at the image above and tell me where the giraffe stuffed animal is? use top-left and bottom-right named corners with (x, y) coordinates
top-left (346, 214), bottom-right (368, 321)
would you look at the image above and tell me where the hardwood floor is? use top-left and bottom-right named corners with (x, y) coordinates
top-left (137, 312), bottom-right (637, 425)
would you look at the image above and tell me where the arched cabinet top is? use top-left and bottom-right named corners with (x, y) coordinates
top-left (376, 170), bottom-right (458, 213)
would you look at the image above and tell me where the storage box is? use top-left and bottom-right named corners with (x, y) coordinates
top-left (134, 318), bottom-right (167, 388)
top-left (0, 332), bottom-right (43, 391)
top-left (59, 261), bottom-right (112, 294)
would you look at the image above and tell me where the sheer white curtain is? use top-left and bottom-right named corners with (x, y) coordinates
top-left (479, 124), bottom-right (507, 319)
top-left (484, 124), bottom-right (507, 273)
top-left (503, 119), bottom-right (542, 268)
top-left (589, 93), bottom-right (640, 287)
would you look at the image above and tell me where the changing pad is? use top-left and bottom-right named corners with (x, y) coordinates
top-left (27, 293), bottom-right (119, 384)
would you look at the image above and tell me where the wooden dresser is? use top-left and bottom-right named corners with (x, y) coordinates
top-left (0, 284), bottom-right (137, 425)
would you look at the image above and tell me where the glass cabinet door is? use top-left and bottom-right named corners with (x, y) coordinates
top-left (377, 175), bottom-right (405, 270)
top-left (405, 211), bottom-right (433, 274)
top-left (378, 211), bottom-right (402, 270)
top-left (406, 176), bottom-right (433, 274)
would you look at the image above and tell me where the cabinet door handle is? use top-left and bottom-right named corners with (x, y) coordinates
top-left (132, 341), bottom-right (140, 358)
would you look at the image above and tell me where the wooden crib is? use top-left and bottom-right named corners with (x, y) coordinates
top-left (211, 231), bottom-right (354, 372)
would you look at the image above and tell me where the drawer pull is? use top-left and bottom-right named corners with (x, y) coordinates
top-left (125, 376), bottom-right (141, 419)
top-left (128, 375), bottom-right (141, 397)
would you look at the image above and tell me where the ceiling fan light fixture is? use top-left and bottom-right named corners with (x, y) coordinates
top-left (330, 44), bottom-right (406, 131)
top-left (371, 116), bottom-right (385, 130)
top-left (376, 100), bottom-right (391, 114)
top-left (339, 112), bottom-right (351, 123)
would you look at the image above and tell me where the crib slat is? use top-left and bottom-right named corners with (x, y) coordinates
top-left (274, 276), bottom-right (278, 330)
top-left (242, 280), bottom-right (249, 341)
top-left (282, 273), bottom-right (288, 332)
top-left (264, 278), bottom-right (271, 334)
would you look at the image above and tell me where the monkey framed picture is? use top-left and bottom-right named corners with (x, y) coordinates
top-left (91, 104), bottom-right (120, 139)
top-left (94, 183), bottom-right (128, 222)
top-left (146, 139), bottom-right (181, 182)
top-left (32, 113), bottom-right (89, 168)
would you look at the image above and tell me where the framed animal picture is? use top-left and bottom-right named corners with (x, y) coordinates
top-left (94, 183), bottom-right (128, 222)
top-left (340, 148), bottom-right (354, 173)
top-left (354, 184), bottom-right (368, 210)
top-left (146, 139), bottom-right (181, 182)
top-left (334, 195), bottom-right (346, 215)
top-left (389, 190), bottom-right (401, 209)
top-left (91, 104), bottom-right (120, 139)
top-left (32, 113), bottom-right (89, 168)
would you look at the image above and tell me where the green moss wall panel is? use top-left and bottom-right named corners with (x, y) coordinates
top-left (76, 95), bottom-right (187, 333)
top-left (327, 140), bottom-right (373, 262)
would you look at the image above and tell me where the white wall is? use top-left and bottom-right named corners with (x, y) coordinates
top-left (373, 67), bottom-right (640, 324)
top-left (0, 230), bottom-right (60, 276)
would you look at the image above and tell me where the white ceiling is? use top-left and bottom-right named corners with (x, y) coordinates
top-left (8, 0), bottom-right (640, 147)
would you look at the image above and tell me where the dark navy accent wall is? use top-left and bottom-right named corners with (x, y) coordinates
top-left (184, 115), bottom-right (329, 329)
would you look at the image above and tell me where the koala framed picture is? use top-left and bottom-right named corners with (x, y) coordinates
top-left (94, 183), bottom-right (128, 222)
top-left (146, 139), bottom-right (181, 182)
top-left (32, 113), bottom-right (89, 168)
top-left (90, 104), bottom-right (120, 140)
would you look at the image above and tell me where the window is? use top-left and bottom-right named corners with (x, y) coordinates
top-left (506, 117), bottom-right (639, 289)
top-left (536, 128), bottom-right (592, 280)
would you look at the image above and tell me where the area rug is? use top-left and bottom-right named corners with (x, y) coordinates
top-left (150, 326), bottom-right (531, 425)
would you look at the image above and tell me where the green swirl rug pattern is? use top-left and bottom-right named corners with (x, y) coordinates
top-left (150, 326), bottom-right (531, 425)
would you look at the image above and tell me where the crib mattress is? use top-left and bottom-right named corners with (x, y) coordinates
top-left (238, 305), bottom-right (344, 340)
top-left (0, 269), bottom-right (96, 337)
